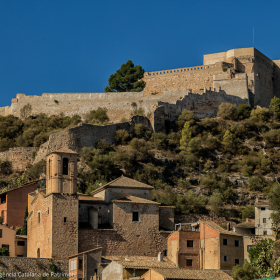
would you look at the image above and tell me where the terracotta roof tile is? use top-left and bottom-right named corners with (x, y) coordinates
top-left (150, 268), bottom-right (233, 280)
top-left (235, 220), bottom-right (255, 228)
top-left (91, 176), bottom-right (153, 196)
top-left (77, 194), bottom-right (104, 201)
top-left (112, 195), bottom-right (160, 205)
top-left (104, 256), bottom-right (176, 269)
top-left (47, 147), bottom-right (79, 155)
top-left (200, 220), bottom-right (241, 236)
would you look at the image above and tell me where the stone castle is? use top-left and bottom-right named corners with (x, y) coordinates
top-left (2, 47), bottom-right (279, 126)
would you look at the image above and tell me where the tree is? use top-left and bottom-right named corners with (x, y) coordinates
top-left (222, 130), bottom-right (235, 150)
top-left (180, 121), bottom-right (192, 151)
top-left (217, 102), bottom-right (237, 120)
top-left (20, 103), bottom-right (32, 119)
top-left (20, 206), bottom-right (28, 235)
top-left (104, 60), bottom-right (145, 92)
top-left (208, 190), bottom-right (223, 215)
top-left (242, 205), bottom-right (255, 220)
top-left (269, 96), bottom-right (280, 119)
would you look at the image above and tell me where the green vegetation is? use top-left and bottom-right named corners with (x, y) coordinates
top-left (85, 107), bottom-right (109, 124)
top-left (104, 60), bottom-right (145, 92)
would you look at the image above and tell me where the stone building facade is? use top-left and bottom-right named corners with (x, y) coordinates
top-left (27, 148), bottom-right (174, 260)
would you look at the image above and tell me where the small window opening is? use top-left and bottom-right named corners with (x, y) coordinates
top-left (47, 207), bottom-right (49, 214)
top-left (261, 207), bottom-right (266, 210)
top-left (264, 231), bottom-right (267, 235)
top-left (187, 240), bottom-right (193, 247)
top-left (63, 158), bottom-right (69, 175)
top-left (263, 218), bottom-right (267, 223)
top-left (64, 217), bottom-right (67, 223)
top-left (235, 259), bottom-right (240, 265)
top-left (37, 212), bottom-right (40, 223)
top-left (0, 229), bottom-right (2, 238)
top-left (235, 240), bottom-right (240, 247)
top-left (186, 259), bottom-right (192, 266)
top-left (79, 258), bottom-right (83, 270)
top-left (37, 248), bottom-right (40, 258)
top-left (223, 239), bottom-right (228, 246)
top-left (224, 256), bottom-right (228, 261)
top-left (17, 241), bottom-right (25, 246)
top-left (132, 212), bottom-right (139, 222)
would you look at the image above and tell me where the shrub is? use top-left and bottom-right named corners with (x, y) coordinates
top-left (201, 117), bottom-right (218, 130)
top-left (34, 132), bottom-right (50, 147)
top-left (184, 153), bottom-right (199, 168)
top-left (262, 129), bottom-right (280, 147)
top-left (151, 133), bottom-right (168, 150)
top-left (250, 107), bottom-right (271, 122)
top-left (237, 104), bottom-right (252, 119)
top-left (176, 110), bottom-right (194, 130)
top-left (180, 121), bottom-right (192, 151)
top-left (20, 103), bottom-right (32, 119)
top-left (205, 133), bottom-right (219, 150)
top-left (27, 160), bottom-right (46, 180)
top-left (217, 102), bottom-right (237, 120)
top-left (248, 175), bottom-right (265, 192)
top-left (134, 124), bottom-right (146, 138)
top-left (269, 96), bottom-right (280, 119)
top-left (85, 107), bottom-right (109, 124)
top-left (115, 129), bottom-right (129, 145)
top-left (242, 205), bottom-right (255, 220)
top-left (113, 149), bottom-right (135, 175)
top-left (85, 180), bottom-right (106, 196)
top-left (131, 107), bottom-right (145, 116)
top-left (54, 100), bottom-right (59, 104)
top-left (131, 102), bottom-right (137, 107)
top-left (0, 160), bottom-right (12, 175)
top-left (208, 190), bottom-right (223, 215)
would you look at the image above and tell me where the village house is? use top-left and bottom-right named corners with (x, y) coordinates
top-left (167, 220), bottom-right (244, 271)
top-left (0, 224), bottom-right (27, 257)
top-left (27, 148), bottom-right (174, 260)
top-left (0, 180), bottom-right (39, 228)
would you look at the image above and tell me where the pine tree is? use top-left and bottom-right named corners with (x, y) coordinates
top-left (269, 96), bottom-right (280, 119)
top-left (104, 60), bottom-right (145, 92)
top-left (180, 122), bottom-right (192, 151)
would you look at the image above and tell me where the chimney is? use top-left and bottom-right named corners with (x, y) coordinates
top-left (158, 252), bottom-right (163, 262)
top-left (227, 223), bottom-right (230, 231)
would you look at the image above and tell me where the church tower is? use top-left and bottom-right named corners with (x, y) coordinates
top-left (46, 147), bottom-right (78, 195)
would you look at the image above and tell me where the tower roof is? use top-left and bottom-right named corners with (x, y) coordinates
top-left (47, 147), bottom-right (79, 156)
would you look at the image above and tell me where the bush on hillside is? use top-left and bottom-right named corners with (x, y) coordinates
top-left (217, 102), bottom-right (237, 120)
top-left (114, 129), bottom-right (130, 145)
top-left (237, 104), bottom-right (252, 119)
top-left (176, 110), bottom-right (194, 130)
top-left (85, 107), bottom-right (109, 124)
top-left (242, 205), bottom-right (255, 220)
top-left (250, 107), bottom-right (271, 122)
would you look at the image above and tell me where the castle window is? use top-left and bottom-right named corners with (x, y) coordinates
top-left (48, 159), bottom-right (51, 179)
top-left (64, 217), bottom-right (67, 223)
top-left (63, 158), bottom-right (69, 175)
top-left (47, 207), bottom-right (49, 214)
top-left (132, 212), bottom-right (140, 222)
top-left (37, 212), bottom-right (40, 223)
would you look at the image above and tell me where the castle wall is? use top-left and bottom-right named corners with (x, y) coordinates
top-left (34, 116), bottom-right (153, 164)
top-left (0, 147), bottom-right (36, 172)
top-left (143, 62), bottom-right (226, 96)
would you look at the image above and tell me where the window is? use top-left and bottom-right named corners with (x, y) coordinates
top-left (132, 212), bottom-right (139, 222)
top-left (37, 212), bottom-right (40, 223)
top-left (247, 245), bottom-right (253, 252)
top-left (235, 259), bottom-right (240, 265)
top-left (70, 260), bottom-right (77, 271)
top-left (2, 245), bottom-right (9, 250)
top-left (263, 218), bottom-right (267, 223)
top-left (17, 241), bottom-right (25, 246)
top-left (47, 207), bottom-right (49, 214)
top-left (235, 240), bottom-right (240, 247)
top-left (261, 207), bottom-right (266, 211)
top-left (48, 159), bottom-right (51, 179)
top-left (1, 210), bottom-right (4, 218)
top-left (224, 256), bottom-right (228, 262)
top-left (63, 158), bottom-right (69, 175)
top-left (187, 240), bottom-right (193, 247)
top-left (264, 231), bottom-right (267, 235)
top-left (37, 248), bottom-right (40, 258)
top-left (0, 194), bottom-right (6, 204)
top-left (223, 239), bottom-right (228, 246)
top-left (17, 255), bottom-right (23, 257)
top-left (79, 259), bottom-right (83, 270)
top-left (64, 217), bottom-right (67, 223)
top-left (0, 229), bottom-right (2, 238)
top-left (186, 259), bottom-right (192, 266)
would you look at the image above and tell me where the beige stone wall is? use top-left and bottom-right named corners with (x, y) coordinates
top-left (15, 236), bottom-right (27, 257)
top-left (0, 225), bottom-right (16, 257)
top-left (159, 206), bottom-right (174, 231)
top-left (220, 234), bottom-right (244, 270)
top-left (0, 147), bottom-right (36, 172)
top-left (255, 206), bottom-right (274, 236)
top-left (101, 261), bottom-right (123, 280)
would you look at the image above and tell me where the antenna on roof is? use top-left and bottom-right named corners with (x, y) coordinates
top-left (253, 26), bottom-right (254, 48)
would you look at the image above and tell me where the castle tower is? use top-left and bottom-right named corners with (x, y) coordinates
top-left (46, 147), bottom-right (78, 195)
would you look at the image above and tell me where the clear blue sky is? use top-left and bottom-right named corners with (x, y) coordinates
top-left (0, 0), bottom-right (279, 107)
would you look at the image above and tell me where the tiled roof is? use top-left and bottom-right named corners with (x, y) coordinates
top-left (91, 176), bottom-right (153, 195)
top-left (235, 220), bottom-right (255, 228)
top-left (150, 268), bottom-right (233, 280)
top-left (77, 193), bottom-right (104, 202)
top-left (255, 200), bottom-right (270, 207)
top-left (47, 147), bottom-right (79, 155)
top-left (0, 180), bottom-right (40, 195)
top-left (104, 256), bottom-right (177, 269)
top-left (200, 220), bottom-right (241, 236)
top-left (112, 195), bottom-right (160, 205)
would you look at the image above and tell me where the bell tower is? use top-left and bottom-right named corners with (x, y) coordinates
top-left (46, 147), bottom-right (78, 195)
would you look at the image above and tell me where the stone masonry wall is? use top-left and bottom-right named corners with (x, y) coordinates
top-left (0, 256), bottom-right (68, 280)
top-left (0, 147), bottom-right (36, 172)
top-left (34, 115), bottom-right (152, 164)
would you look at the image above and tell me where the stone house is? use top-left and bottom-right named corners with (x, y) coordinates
top-left (0, 224), bottom-right (27, 257)
top-left (27, 148), bottom-right (174, 260)
top-left (68, 247), bottom-right (102, 280)
top-left (141, 268), bottom-right (233, 280)
top-left (168, 221), bottom-right (244, 271)
top-left (101, 255), bottom-right (177, 280)
top-left (255, 199), bottom-right (274, 236)
top-left (0, 180), bottom-right (39, 228)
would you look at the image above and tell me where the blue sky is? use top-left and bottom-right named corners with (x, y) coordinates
top-left (0, 0), bottom-right (279, 107)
